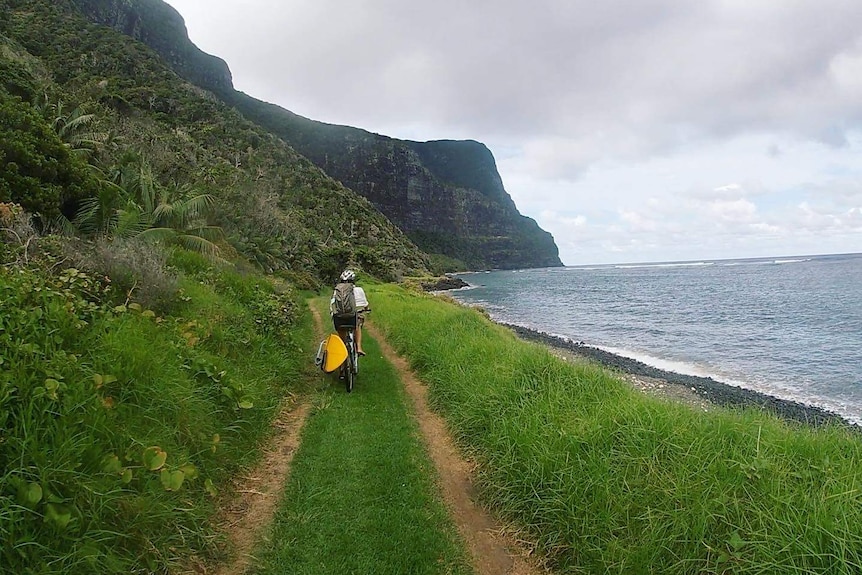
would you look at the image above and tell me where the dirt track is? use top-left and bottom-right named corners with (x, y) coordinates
top-left (366, 324), bottom-right (545, 575)
top-left (204, 306), bottom-right (322, 575)
top-left (209, 306), bottom-right (545, 575)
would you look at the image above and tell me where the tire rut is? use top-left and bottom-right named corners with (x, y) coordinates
top-left (207, 303), bottom-right (322, 575)
top-left (366, 323), bottom-right (547, 575)
top-left (212, 303), bottom-right (545, 575)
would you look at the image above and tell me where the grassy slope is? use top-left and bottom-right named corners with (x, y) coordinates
top-left (251, 299), bottom-right (472, 575)
top-left (0, 251), bottom-right (314, 574)
top-left (369, 285), bottom-right (862, 574)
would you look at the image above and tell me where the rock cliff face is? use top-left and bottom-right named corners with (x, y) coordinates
top-left (72, 0), bottom-right (563, 270)
top-left (224, 100), bottom-right (562, 269)
top-left (72, 0), bottom-right (233, 93)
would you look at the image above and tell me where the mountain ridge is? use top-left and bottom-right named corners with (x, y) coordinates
top-left (73, 0), bottom-right (563, 270)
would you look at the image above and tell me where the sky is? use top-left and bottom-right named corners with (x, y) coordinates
top-left (164, 0), bottom-right (862, 266)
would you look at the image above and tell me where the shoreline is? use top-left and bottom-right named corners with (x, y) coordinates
top-left (501, 322), bottom-right (855, 430)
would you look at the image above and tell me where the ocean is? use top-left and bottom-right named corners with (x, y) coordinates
top-left (450, 253), bottom-right (862, 424)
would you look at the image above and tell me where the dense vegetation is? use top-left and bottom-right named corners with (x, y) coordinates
top-left (0, 218), bottom-right (314, 572)
top-left (371, 285), bottom-right (862, 574)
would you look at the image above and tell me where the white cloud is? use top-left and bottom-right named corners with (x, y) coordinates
top-left (713, 184), bottom-right (744, 195)
top-left (829, 39), bottom-right (862, 97)
top-left (540, 211), bottom-right (587, 228)
top-left (619, 210), bottom-right (659, 232)
top-left (708, 198), bottom-right (758, 222)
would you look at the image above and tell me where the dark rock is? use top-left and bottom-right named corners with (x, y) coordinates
top-left (421, 276), bottom-right (470, 292)
top-left (226, 106), bottom-right (564, 271)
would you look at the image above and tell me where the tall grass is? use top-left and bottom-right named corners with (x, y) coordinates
top-left (370, 285), bottom-right (862, 574)
top-left (0, 248), bottom-right (311, 574)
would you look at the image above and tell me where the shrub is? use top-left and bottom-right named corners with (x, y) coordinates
top-left (78, 238), bottom-right (179, 312)
top-left (0, 93), bottom-right (97, 217)
top-left (0, 201), bottom-right (37, 264)
top-left (277, 268), bottom-right (321, 292)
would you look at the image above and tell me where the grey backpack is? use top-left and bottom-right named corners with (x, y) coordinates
top-left (332, 282), bottom-right (356, 318)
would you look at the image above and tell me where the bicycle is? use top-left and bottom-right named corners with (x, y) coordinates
top-left (331, 308), bottom-right (368, 393)
top-left (338, 324), bottom-right (358, 393)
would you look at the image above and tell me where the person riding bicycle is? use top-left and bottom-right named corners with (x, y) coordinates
top-left (330, 269), bottom-right (370, 356)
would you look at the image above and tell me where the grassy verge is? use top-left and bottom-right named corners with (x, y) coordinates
top-left (250, 298), bottom-right (472, 575)
top-left (369, 285), bottom-right (862, 574)
top-left (0, 249), bottom-right (312, 574)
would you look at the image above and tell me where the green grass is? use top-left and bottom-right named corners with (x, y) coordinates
top-left (251, 298), bottom-right (473, 575)
top-left (8, 260), bottom-right (861, 574)
top-left (0, 250), bottom-right (313, 574)
top-left (369, 285), bottom-right (862, 574)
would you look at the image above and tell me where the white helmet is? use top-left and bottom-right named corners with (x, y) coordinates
top-left (339, 269), bottom-right (356, 282)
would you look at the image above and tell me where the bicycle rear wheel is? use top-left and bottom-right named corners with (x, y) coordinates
top-left (345, 353), bottom-right (355, 392)
top-left (344, 338), bottom-right (355, 393)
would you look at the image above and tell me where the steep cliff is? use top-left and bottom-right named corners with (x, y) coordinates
top-left (72, 0), bottom-right (233, 92)
top-left (72, 0), bottom-right (563, 270)
top-left (224, 99), bottom-right (562, 269)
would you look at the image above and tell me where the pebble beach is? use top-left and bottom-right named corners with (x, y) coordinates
top-left (503, 322), bottom-right (856, 430)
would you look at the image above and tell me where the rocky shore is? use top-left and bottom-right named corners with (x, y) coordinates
top-left (421, 276), bottom-right (471, 291)
top-left (503, 322), bottom-right (855, 429)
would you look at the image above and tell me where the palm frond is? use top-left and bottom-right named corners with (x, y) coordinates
top-left (182, 194), bottom-right (217, 220)
top-left (115, 207), bottom-right (153, 240)
top-left (174, 234), bottom-right (222, 259)
top-left (51, 214), bottom-right (79, 237)
top-left (137, 162), bottom-right (158, 214)
top-left (137, 227), bottom-right (177, 243)
top-left (185, 225), bottom-right (226, 242)
top-left (72, 197), bottom-right (103, 235)
top-left (60, 112), bottom-right (96, 135)
top-left (152, 202), bottom-right (177, 225)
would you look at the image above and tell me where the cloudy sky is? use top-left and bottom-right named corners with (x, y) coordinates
top-left (165, 0), bottom-right (862, 265)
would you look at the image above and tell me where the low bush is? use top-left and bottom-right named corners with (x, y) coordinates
top-left (0, 201), bottom-right (37, 264)
top-left (83, 237), bottom-right (180, 312)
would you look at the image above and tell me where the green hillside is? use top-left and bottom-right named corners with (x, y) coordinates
top-left (0, 0), bottom-right (429, 284)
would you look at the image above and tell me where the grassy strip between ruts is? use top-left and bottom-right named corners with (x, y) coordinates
top-left (249, 298), bottom-right (473, 575)
top-left (368, 284), bottom-right (862, 575)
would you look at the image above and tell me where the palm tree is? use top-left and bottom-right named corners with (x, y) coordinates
top-left (129, 178), bottom-right (224, 259)
top-left (36, 97), bottom-right (108, 158)
top-left (63, 155), bottom-right (224, 259)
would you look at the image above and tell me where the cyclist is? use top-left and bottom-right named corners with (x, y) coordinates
top-left (330, 269), bottom-right (370, 356)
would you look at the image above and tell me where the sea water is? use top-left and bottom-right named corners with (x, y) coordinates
top-left (450, 253), bottom-right (862, 424)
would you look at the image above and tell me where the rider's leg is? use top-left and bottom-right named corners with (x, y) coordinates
top-left (334, 320), bottom-right (354, 352)
top-left (355, 313), bottom-right (366, 355)
top-left (356, 326), bottom-right (365, 355)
